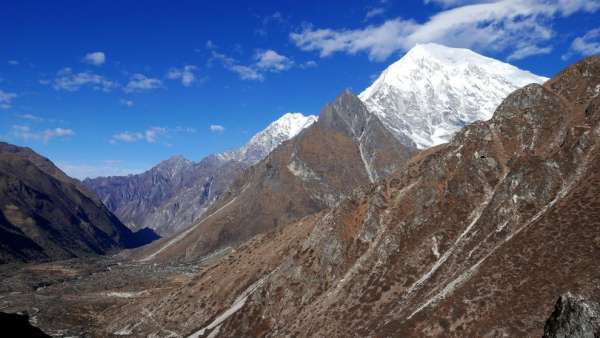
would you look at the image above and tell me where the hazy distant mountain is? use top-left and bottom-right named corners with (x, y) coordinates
top-left (0, 142), bottom-right (156, 264)
top-left (359, 43), bottom-right (548, 148)
top-left (84, 113), bottom-right (316, 235)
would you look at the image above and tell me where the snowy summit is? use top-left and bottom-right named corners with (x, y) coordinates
top-left (359, 43), bottom-right (548, 149)
top-left (218, 112), bottom-right (317, 164)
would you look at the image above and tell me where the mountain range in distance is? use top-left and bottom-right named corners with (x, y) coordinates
top-left (85, 43), bottom-right (547, 238)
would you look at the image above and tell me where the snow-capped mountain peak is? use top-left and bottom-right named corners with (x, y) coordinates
top-left (218, 112), bottom-right (317, 164)
top-left (359, 43), bottom-right (549, 149)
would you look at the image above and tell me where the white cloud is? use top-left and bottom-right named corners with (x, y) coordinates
top-left (210, 51), bottom-right (265, 81)
top-left (10, 125), bottom-right (74, 144)
top-left (167, 65), bottom-right (198, 86)
top-left (230, 65), bottom-right (264, 81)
top-left (508, 45), bottom-right (552, 61)
top-left (144, 127), bottom-right (166, 143)
top-left (16, 113), bottom-right (44, 122)
top-left (120, 99), bottom-right (134, 107)
top-left (82, 52), bottom-right (106, 66)
top-left (110, 128), bottom-right (167, 143)
top-left (566, 28), bottom-right (600, 59)
top-left (206, 40), bottom-right (217, 49)
top-left (124, 73), bottom-right (163, 93)
top-left (290, 0), bottom-right (600, 61)
top-left (8, 60), bottom-right (19, 66)
top-left (210, 48), bottom-right (294, 81)
top-left (300, 60), bottom-right (318, 69)
top-left (110, 126), bottom-right (194, 144)
top-left (291, 19), bottom-right (417, 61)
top-left (51, 68), bottom-right (117, 92)
top-left (255, 50), bottom-right (293, 72)
top-left (0, 89), bottom-right (17, 109)
top-left (57, 160), bottom-right (147, 179)
top-left (365, 7), bottom-right (386, 20)
top-left (110, 131), bottom-right (144, 143)
top-left (256, 12), bottom-right (286, 36)
top-left (209, 124), bottom-right (225, 132)
top-left (424, 0), bottom-right (480, 8)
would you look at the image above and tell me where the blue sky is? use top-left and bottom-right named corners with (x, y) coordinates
top-left (1, 0), bottom-right (599, 178)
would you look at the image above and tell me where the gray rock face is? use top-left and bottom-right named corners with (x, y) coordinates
top-left (543, 294), bottom-right (600, 338)
top-left (84, 155), bottom-right (245, 235)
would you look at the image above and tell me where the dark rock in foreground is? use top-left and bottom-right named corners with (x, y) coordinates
top-left (543, 293), bottom-right (600, 338)
top-left (0, 312), bottom-right (50, 337)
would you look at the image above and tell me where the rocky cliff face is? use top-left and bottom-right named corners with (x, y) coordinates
top-left (543, 293), bottom-right (600, 338)
top-left (0, 142), bottom-right (155, 264)
top-left (84, 155), bottom-right (245, 235)
top-left (84, 113), bottom-right (316, 235)
top-left (136, 90), bottom-right (415, 262)
top-left (98, 56), bottom-right (600, 337)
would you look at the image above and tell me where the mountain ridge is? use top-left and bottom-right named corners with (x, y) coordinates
top-left (0, 142), bottom-right (157, 263)
top-left (84, 112), bottom-right (317, 234)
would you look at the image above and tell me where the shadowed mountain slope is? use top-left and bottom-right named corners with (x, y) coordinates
top-left (0, 142), bottom-right (156, 264)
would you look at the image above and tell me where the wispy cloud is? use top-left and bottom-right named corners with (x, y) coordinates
top-left (365, 7), bottom-right (386, 20)
top-left (563, 27), bottom-right (600, 60)
top-left (255, 50), bottom-right (293, 72)
top-left (10, 125), bottom-right (74, 144)
top-left (210, 50), bottom-right (264, 81)
top-left (424, 0), bottom-right (479, 8)
top-left (299, 60), bottom-right (318, 69)
top-left (255, 12), bottom-right (286, 36)
top-left (51, 68), bottom-right (117, 92)
top-left (8, 60), bottom-right (19, 66)
top-left (82, 51), bottom-right (106, 66)
top-left (0, 89), bottom-right (17, 109)
top-left (209, 47), bottom-right (295, 81)
top-left (110, 127), bottom-right (166, 144)
top-left (110, 126), bottom-right (194, 144)
top-left (209, 124), bottom-right (225, 133)
top-left (124, 73), bottom-right (163, 93)
top-left (167, 65), bottom-right (198, 86)
top-left (15, 113), bottom-right (44, 122)
top-left (508, 45), bottom-right (552, 61)
top-left (290, 0), bottom-right (600, 61)
top-left (120, 99), bottom-right (134, 107)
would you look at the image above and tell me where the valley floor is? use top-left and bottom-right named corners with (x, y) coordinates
top-left (0, 254), bottom-right (226, 337)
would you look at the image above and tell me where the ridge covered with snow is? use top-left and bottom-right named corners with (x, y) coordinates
top-left (218, 112), bottom-right (317, 164)
top-left (359, 43), bottom-right (548, 149)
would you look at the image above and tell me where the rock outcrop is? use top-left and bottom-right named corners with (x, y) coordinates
top-left (543, 293), bottom-right (600, 338)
